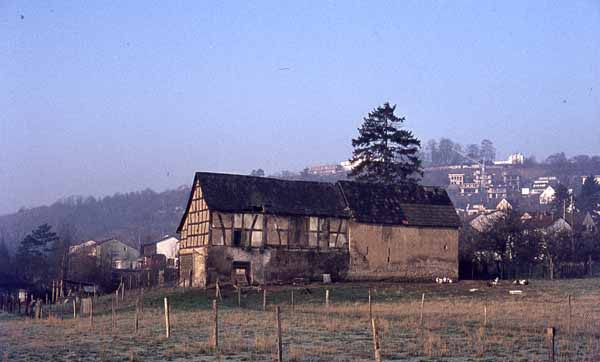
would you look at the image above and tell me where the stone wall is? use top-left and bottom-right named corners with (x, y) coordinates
top-left (206, 246), bottom-right (348, 285)
top-left (179, 246), bottom-right (208, 287)
top-left (348, 222), bottom-right (458, 281)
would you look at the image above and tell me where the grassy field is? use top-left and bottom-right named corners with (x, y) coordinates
top-left (2, 278), bottom-right (600, 361)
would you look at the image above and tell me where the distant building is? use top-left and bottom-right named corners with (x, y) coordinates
top-left (530, 176), bottom-right (558, 195)
top-left (306, 164), bottom-right (344, 175)
top-left (539, 186), bottom-right (556, 205)
top-left (95, 238), bottom-right (140, 270)
top-left (70, 238), bottom-right (140, 270)
top-left (142, 235), bottom-right (179, 268)
top-left (493, 153), bottom-right (525, 165)
top-left (579, 175), bottom-right (600, 184)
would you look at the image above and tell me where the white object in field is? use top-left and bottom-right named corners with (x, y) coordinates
top-left (509, 290), bottom-right (523, 295)
top-left (469, 288), bottom-right (479, 292)
top-left (323, 274), bottom-right (332, 284)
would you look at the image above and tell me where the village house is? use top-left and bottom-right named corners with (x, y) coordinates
top-left (176, 172), bottom-right (460, 287)
top-left (141, 235), bottom-right (179, 269)
top-left (71, 238), bottom-right (140, 270)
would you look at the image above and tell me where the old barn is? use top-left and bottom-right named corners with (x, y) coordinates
top-left (177, 172), bottom-right (460, 287)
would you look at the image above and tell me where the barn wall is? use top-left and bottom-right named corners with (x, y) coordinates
top-left (179, 246), bottom-right (208, 287)
top-left (348, 222), bottom-right (458, 281)
top-left (206, 246), bottom-right (348, 285)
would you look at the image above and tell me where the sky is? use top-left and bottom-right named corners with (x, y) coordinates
top-left (1, 1), bottom-right (599, 215)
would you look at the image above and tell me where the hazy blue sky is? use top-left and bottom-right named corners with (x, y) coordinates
top-left (1, 1), bottom-right (599, 215)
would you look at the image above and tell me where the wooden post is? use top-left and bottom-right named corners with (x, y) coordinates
top-left (291, 290), bottom-right (295, 312)
top-left (368, 289), bottom-right (372, 321)
top-left (111, 298), bottom-right (116, 331)
top-left (188, 269), bottom-right (192, 288)
top-left (484, 303), bottom-right (487, 327)
top-left (164, 297), bottom-right (170, 338)
top-left (89, 298), bottom-right (94, 328)
top-left (275, 306), bottom-right (283, 362)
top-left (215, 278), bottom-right (221, 300)
top-left (568, 295), bottom-right (572, 335)
top-left (121, 283), bottom-right (125, 301)
top-left (263, 287), bottom-right (267, 311)
top-left (237, 287), bottom-right (241, 307)
top-left (115, 290), bottom-right (119, 308)
top-left (129, 275), bottom-right (132, 290)
top-left (546, 327), bottom-right (555, 362)
top-left (134, 298), bottom-right (139, 334)
top-left (325, 289), bottom-right (330, 308)
top-left (72, 299), bottom-right (77, 319)
top-left (212, 300), bottom-right (219, 350)
top-left (419, 293), bottom-right (425, 328)
top-left (140, 288), bottom-right (144, 316)
top-left (147, 270), bottom-right (151, 288)
top-left (371, 318), bottom-right (382, 362)
top-left (51, 280), bottom-right (55, 304)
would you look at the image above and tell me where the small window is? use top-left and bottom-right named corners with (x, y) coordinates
top-left (233, 230), bottom-right (242, 247)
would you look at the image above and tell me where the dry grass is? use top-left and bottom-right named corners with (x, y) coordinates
top-left (2, 278), bottom-right (600, 361)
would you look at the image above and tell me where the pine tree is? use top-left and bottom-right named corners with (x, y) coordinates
top-left (349, 103), bottom-right (422, 184)
top-left (16, 223), bottom-right (59, 283)
top-left (578, 176), bottom-right (600, 213)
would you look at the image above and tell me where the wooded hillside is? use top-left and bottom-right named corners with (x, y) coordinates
top-left (0, 187), bottom-right (190, 252)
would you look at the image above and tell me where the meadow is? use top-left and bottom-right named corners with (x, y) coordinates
top-left (2, 278), bottom-right (600, 361)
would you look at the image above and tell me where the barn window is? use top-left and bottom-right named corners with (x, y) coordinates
top-left (233, 230), bottom-right (242, 247)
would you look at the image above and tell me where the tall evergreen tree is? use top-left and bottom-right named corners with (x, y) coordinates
top-left (16, 223), bottom-right (58, 284)
top-left (578, 175), bottom-right (600, 213)
top-left (349, 102), bottom-right (422, 184)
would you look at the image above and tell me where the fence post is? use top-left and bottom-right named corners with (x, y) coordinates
top-left (368, 289), bottom-right (372, 321)
top-left (215, 278), bottom-right (221, 300)
top-left (371, 317), bottom-right (382, 362)
top-left (546, 327), bottom-right (555, 362)
top-left (140, 288), bottom-right (144, 317)
top-left (263, 287), bottom-right (267, 311)
top-left (89, 298), bottom-right (94, 328)
top-left (111, 298), bottom-right (116, 331)
top-left (484, 303), bottom-right (487, 327)
top-left (237, 287), bottom-right (241, 307)
top-left (134, 298), bottom-right (139, 334)
top-left (164, 297), bottom-right (170, 338)
top-left (568, 295), bottom-right (572, 335)
top-left (325, 289), bottom-right (330, 309)
top-left (419, 293), bottom-right (425, 328)
top-left (291, 290), bottom-right (294, 313)
top-left (212, 300), bottom-right (219, 350)
top-left (275, 306), bottom-right (283, 362)
top-left (72, 299), bottom-right (77, 319)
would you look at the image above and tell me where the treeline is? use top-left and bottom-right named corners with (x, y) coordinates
top-left (423, 138), bottom-right (498, 167)
top-left (0, 187), bottom-right (190, 253)
top-left (461, 177), bottom-right (600, 279)
top-left (461, 212), bottom-right (599, 280)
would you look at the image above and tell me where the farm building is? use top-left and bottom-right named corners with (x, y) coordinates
top-left (177, 172), bottom-right (460, 287)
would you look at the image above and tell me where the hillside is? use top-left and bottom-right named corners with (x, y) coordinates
top-left (0, 186), bottom-right (191, 252)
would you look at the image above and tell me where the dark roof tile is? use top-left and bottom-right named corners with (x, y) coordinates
top-left (338, 181), bottom-right (460, 228)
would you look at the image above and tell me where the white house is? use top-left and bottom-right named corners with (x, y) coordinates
top-left (539, 186), bottom-right (556, 205)
top-left (156, 235), bottom-right (179, 266)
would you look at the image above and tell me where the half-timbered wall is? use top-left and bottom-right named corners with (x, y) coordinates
top-left (210, 211), bottom-right (348, 250)
top-left (180, 181), bottom-right (210, 249)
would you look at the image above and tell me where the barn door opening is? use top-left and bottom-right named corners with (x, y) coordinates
top-left (231, 261), bottom-right (251, 287)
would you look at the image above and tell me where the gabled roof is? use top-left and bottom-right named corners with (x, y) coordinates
top-left (177, 172), bottom-right (461, 232)
top-left (338, 181), bottom-right (460, 228)
top-left (177, 172), bottom-right (349, 232)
